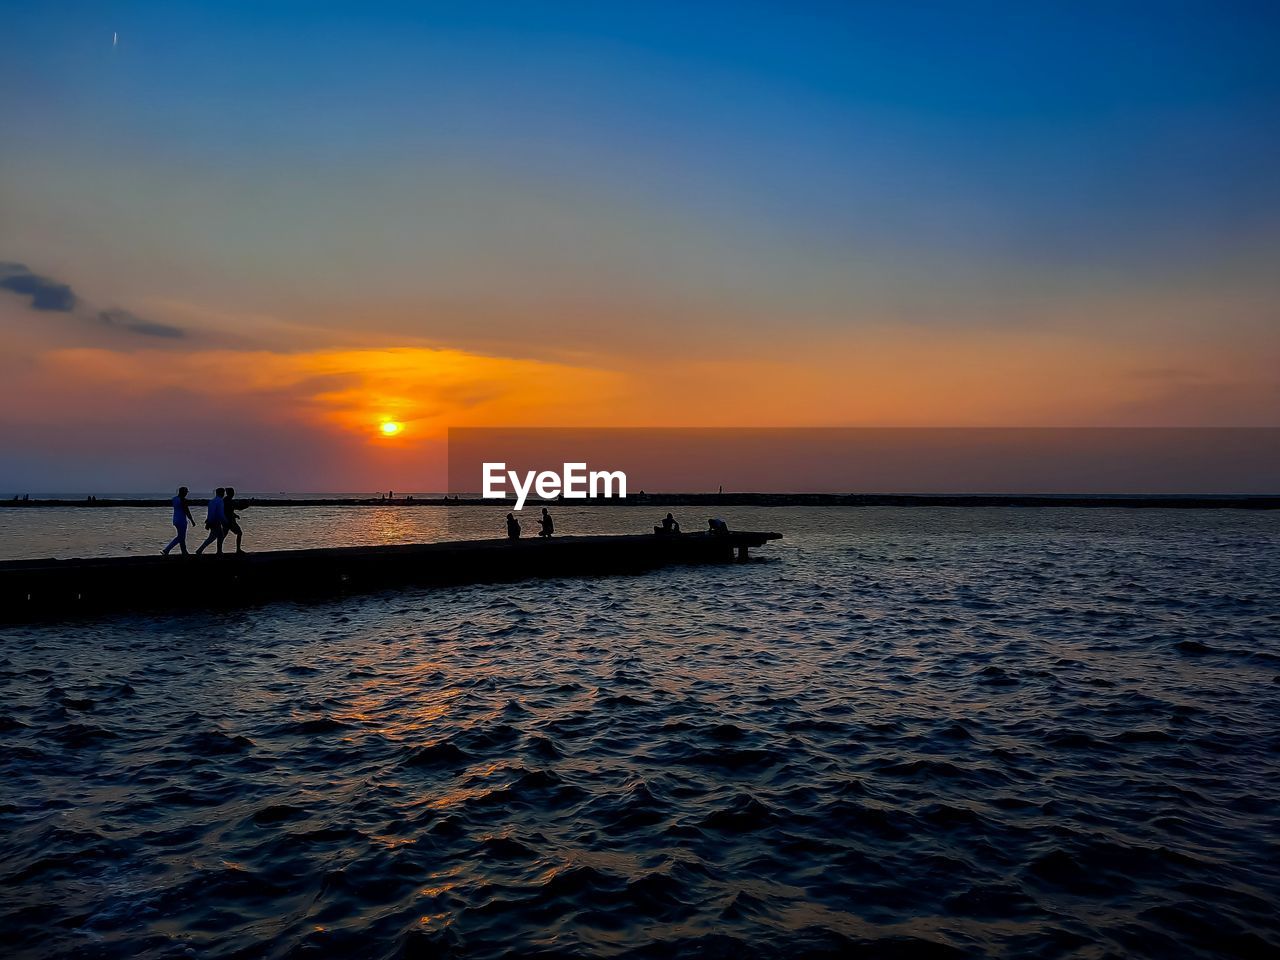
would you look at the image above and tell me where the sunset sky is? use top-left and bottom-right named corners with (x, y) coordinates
top-left (2, 2), bottom-right (1278, 491)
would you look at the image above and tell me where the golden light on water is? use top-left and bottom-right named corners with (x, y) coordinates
top-left (379, 420), bottom-right (404, 437)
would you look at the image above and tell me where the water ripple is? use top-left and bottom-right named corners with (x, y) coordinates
top-left (1, 507), bottom-right (1278, 958)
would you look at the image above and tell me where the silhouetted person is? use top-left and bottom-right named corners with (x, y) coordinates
top-left (163, 486), bottom-right (196, 556)
top-left (655, 512), bottom-right (681, 535)
top-left (196, 488), bottom-right (226, 554)
top-left (708, 517), bottom-right (729, 535)
top-left (223, 486), bottom-right (246, 554)
top-left (506, 512), bottom-right (521, 540)
top-left (539, 507), bottom-right (554, 538)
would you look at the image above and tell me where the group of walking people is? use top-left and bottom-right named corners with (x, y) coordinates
top-left (163, 486), bottom-right (246, 556)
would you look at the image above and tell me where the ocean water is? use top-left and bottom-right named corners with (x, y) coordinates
top-left (1, 506), bottom-right (1278, 959)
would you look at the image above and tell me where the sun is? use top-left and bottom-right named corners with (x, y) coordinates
top-left (379, 420), bottom-right (404, 437)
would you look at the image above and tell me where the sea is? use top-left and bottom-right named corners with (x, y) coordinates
top-left (1, 504), bottom-right (1277, 959)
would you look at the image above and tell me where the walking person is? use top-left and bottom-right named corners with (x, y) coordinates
top-left (539, 507), bottom-right (554, 538)
top-left (223, 486), bottom-right (246, 554)
top-left (162, 486), bottom-right (196, 555)
top-left (196, 488), bottom-right (226, 554)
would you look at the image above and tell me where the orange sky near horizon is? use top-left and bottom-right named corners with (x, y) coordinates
top-left (2, 291), bottom-right (1277, 491)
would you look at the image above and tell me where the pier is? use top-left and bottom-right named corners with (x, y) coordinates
top-left (0, 531), bottom-right (782, 622)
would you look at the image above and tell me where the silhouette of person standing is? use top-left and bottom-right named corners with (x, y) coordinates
top-left (506, 512), bottom-right (521, 540)
top-left (223, 486), bottom-right (245, 554)
top-left (196, 488), bottom-right (226, 554)
top-left (162, 486), bottom-right (196, 555)
top-left (539, 507), bottom-right (554, 538)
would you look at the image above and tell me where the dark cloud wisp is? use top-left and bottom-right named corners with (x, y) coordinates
top-left (1, 260), bottom-right (187, 339)
top-left (97, 308), bottom-right (187, 339)
top-left (0, 261), bottom-right (77, 312)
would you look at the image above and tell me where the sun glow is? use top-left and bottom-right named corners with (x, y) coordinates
top-left (379, 420), bottom-right (404, 437)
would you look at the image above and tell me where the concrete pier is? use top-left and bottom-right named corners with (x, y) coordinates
top-left (0, 531), bottom-right (782, 622)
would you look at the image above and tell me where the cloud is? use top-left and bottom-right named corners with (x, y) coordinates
top-left (0, 261), bottom-right (77, 312)
top-left (97, 308), bottom-right (187, 339)
top-left (31, 344), bottom-right (628, 441)
top-left (0, 259), bottom-right (188, 339)
top-left (1107, 377), bottom-right (1280, 426)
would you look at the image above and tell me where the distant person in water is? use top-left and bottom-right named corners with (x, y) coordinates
top-left (196, 488), bottom-right (226, 554)
top-left (162, 486), bottom-right (196, 556)
top-left (708, 517), bottom-right (729, 535)
top-left (539, 507), bottom-right (554, 538)
top-left (223, 486), bottom-right (246, 554)
top-left (506, 512), bottom-right (521, 540)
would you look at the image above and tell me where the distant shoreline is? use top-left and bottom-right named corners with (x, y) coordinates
top-left (3, 494), bottom-right (1278, 509)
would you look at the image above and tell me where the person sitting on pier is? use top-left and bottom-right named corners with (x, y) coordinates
top-left (708, 517), bottom-right (729, 535)
top-left (506, 512), bottom-right (521, 540)
top-left (223, 486), bottom-right (246, 554)
top-left (654, 512), bottom-right (681, 535)
top-left (196, 488), bottom-right (226, 555)
top-left (539, 507), bottom-right (554, 538)
top-left (162, 486), bottom-right (196, 556)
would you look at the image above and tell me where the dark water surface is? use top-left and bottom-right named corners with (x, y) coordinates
top-left (1, 507), bottom-right (1278, 958)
